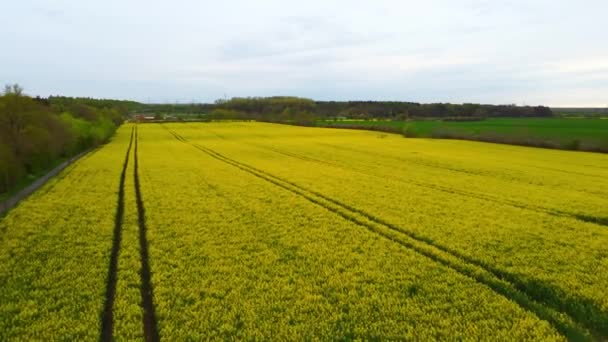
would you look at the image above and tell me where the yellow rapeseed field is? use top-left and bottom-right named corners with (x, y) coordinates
top-left (1, 122), bottom-right (607, 340)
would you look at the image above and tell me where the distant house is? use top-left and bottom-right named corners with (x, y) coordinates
top-left (132, 114), bottom-right (156, 122)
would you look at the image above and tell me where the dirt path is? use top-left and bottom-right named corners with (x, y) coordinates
top-left (0, 148), bottom-right (93, 217)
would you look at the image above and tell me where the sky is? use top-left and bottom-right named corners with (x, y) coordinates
top-left (1, 0), bottom-right (607, 106)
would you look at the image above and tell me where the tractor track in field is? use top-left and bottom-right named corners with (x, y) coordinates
top-left (163, 125), bottom-right (606, 340)
top-left (133, 126), bottom-right (160, 342)
top-left (320, 141), bottom-right (608, 182)
top-left (100, 126), bottom-right (159, 342)
top-left (100, 126), bottom-right (135, 342)
top-left (318, 142), bottom-right (608, 198)
top-left (255, 143), bottom-right (608, 228)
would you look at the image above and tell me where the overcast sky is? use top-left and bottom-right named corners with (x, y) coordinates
top-left (1, 0), bottom-right (607, 106)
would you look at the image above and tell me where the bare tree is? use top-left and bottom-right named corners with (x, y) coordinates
top-left (3, 84), bottom-right (24, 96)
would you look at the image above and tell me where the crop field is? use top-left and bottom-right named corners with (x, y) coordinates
top-left (317, 118), bottom-right (608, 152)
top-left (1, 122), bottom-right (608, 340)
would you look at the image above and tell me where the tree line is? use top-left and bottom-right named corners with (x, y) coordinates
top-left (0, 85), bottom-right (140, 194)
top-left (313, 101), bottom-right (552, 119)
top-left (145, 97), bottom-right (553, 123)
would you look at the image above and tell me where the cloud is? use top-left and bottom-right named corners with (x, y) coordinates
top-left (1, 0), bottom-right (607, 105)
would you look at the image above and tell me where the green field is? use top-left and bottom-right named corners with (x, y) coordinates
top-left (1, 122), bottom-right (608, 340)
top-left (317, 118), bottom-right (608, 152)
